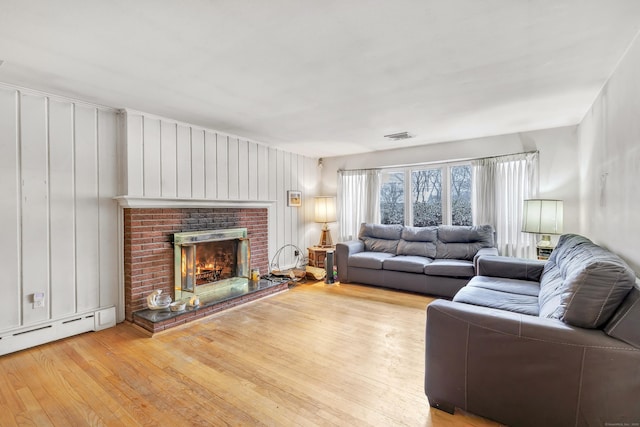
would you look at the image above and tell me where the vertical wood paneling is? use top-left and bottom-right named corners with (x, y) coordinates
top-left (276, 150), bottom-right (285, 255)
top-left (303, 156), bottom-right (315, 250)
top-left (204, 131), bottom-right (217, 199)
top-left (284, 152), bottom-right (292, 251)
top-left (143, 116), bottom-right (161, 197)
top-left (216, 135), bottom-right (229, 199)
top-left (123, 112), bottom-right (320, 275)
top-left (248, 142), bottom-right (258, 200)
top-left (126, 114), bottom-right (144, 196)
top-left (258, 144), bottom-right (269, 201)
top-left (0, 88), bottom-right (20, 329)
top-left (238, 139), bottom-right (249, 200)
top-left (0, 84), bottom-right (121, 339)
top-left (20, 94), bottom-right (49, 325)
top-left (48, 100), bottom-right (76, 318)
top-left (176, 124), bottom-right (192, 198)
top-left (98, 110), bottom-right (119, 308)
top-left (160, 121), bottom-right (177, 197)
top-left (191, 129), bottom-right (205, 198)
top-left (228, 137), bottom-right (239, 199)
top-left (74, 105), bottom-right (100, 312)
top-left (268, 147), bottom-right (278, 264)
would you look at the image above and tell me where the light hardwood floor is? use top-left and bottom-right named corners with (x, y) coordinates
top-left (0, 282), bottom-right (502, 426)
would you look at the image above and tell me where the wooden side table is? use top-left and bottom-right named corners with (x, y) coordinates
top-left (307, 246), bottom-right (335, 268)
top-left (536, 246), bottom-right (554, 260)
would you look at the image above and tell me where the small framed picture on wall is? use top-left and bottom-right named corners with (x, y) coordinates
top-left (287, 190), bottom-right (302, 207)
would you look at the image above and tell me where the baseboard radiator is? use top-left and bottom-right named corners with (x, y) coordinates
top-left (0, 307), bottom-right (116, 356)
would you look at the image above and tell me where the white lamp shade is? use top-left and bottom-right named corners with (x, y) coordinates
top-left (522, 199), bottom-right (563, 234)
top-left (314, 196), bottom-right (337, 223)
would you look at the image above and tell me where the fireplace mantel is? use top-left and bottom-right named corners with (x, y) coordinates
top-left (114, 196), bottom-right (275, 209)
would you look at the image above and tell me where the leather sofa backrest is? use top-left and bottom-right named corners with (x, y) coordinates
top-left (435, 225), bottom-right (495, 261)
top-left (538, 234), bottom-right (636, 328)
top-left (358, 223), bottom-right (496, 260)
top-left (397, 226), bottom-right (437, 258)
top-left (358, 223), bottom-right (403, 253)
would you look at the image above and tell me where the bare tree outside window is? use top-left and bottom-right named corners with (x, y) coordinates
top-left (380, 172), bottom-right (404, 224)
top-left (451, 165), bottom-right (472, 225)
top-left (412, 169), bottom-right (442, 226)
top-left (378, 163), bottom-right (473, 227)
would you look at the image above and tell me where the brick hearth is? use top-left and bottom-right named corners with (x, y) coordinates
top-left (123, 208), bottom-right (270, 324)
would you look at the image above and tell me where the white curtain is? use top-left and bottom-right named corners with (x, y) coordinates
top-left (472, 152), bottom-right (539, 258)
top-left (337, 169), bottom-right (381, 242)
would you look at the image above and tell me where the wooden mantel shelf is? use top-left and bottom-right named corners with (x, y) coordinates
top-left (114, 196), bottom-right (276, 209)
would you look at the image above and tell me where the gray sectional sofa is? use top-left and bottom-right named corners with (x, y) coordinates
top-left (336, 223), bottom-right (498, 297)
top-left (425, 234), bottom-right (640, 426)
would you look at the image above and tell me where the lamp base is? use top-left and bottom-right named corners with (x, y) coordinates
top-left (317, 224), bottom-right (334, 248)
top-left (537, 234), bottom-right (553, 248)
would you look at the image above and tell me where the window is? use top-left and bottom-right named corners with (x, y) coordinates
top-left (450, 165), bottom-right (472, 226)
top-left (412, 168), bottom-right (442, 226)
top-left (380, 171), bottom-right (404, 224)
top-left (380, 163), bottom-right (472, 226)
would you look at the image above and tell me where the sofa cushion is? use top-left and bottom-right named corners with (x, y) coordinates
top-left (358, 223), bottom-right (403, 253)
top-left (539, 234), bottom-right (636, 328)
top-left (469, 275), bottom-right (540, 297)
top-left (349, 252), bottom-right (396, 270)
top-left (604, 284), bottom-right (640, 348)
top-left (436, 225), bottom-right (495, 261)
top-left (383, 255), bottom-right (433, 273)
top-left (397, 226), bottom-right (438, 258)
top-left (453, 285), bottom-right (540, 316)
top-left (424, 259), bottom-right (475, 278)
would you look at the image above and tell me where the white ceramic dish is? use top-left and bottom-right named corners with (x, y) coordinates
top-left (170, 301), bottom-right (186, 312)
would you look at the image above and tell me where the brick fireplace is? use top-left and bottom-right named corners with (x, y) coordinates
top-left (123, 207), bottom-right (282, 332)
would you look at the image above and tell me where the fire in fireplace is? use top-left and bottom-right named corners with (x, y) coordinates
top-left (173, 228), bottom-right (250, 302)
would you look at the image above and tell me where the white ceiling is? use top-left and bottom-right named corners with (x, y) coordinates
top-left (1, 1), bottom-right (640, 158)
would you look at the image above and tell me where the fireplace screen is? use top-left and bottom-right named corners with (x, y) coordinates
top-left (174, 228), bottom-right (250, 301)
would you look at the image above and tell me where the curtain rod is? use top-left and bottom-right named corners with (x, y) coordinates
top-left (337, 150), bottom-right (539, 172)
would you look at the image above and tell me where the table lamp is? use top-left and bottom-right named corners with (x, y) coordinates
top-left (314, 196), bottom-right (337, 247)
top-left (522, 199), bottom-right (564, 247)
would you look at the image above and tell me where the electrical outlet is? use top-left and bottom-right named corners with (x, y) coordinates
top-left (33, 292), bottom-right (45, 309)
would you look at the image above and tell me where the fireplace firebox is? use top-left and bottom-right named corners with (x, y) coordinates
top-left (174, 228), bottom-right (250, 302)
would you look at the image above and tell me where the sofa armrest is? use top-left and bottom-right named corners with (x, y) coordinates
top-left (336, 240), bottom-right (364, 283)
top-left (473, 247), bottom-right (499, 271)
top-left (425, 300), bottom-right (640, 426)
top-left (476, 255), bottom-right (545, 281)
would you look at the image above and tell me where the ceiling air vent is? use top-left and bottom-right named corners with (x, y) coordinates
top-left (384, 131), bottom-right (413, 141)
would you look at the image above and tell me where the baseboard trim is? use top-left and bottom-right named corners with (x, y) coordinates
top-left (0, 307), bottom-right (116, 356)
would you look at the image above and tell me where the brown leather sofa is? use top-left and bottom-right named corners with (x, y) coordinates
top-left (425, 234), bottom-right (640, 427)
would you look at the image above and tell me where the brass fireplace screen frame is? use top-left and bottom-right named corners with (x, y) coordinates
top-left (173, 228), bottom-right (250, 301)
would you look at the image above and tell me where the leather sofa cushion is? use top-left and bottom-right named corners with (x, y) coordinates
top-left (469, 275), bottom-right (540, 297)
top-left (453, 284), bottom-right (540, 316)
top-left (383, 255), bottom-right (432, 273)
top-left (435, 225), bottom-right (495, 261)
top-left (401, 225), bottom-right (437, 242)
top-left (358, 223), bottom-right (403, 253)
top-left (424, 259), bottom-right (474, 278)
top-left (349, 252), bottom-right (395, 270)
top-left (397, 240), bottom-right (437, 258)
top-left (604, 284), bottom-right (640, 347)
top-left (539, 234), bottom-right (636, 328)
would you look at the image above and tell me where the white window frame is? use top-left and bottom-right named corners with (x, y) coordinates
top-left (380, 161), bottom-right (472, 226)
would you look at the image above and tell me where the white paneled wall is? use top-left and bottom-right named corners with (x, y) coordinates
top-left (0, 85), bottom-right (119, 335)
top-left (123, 111), bottom-right (317, 267)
